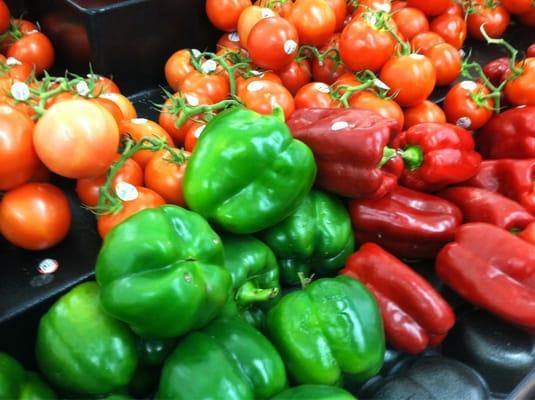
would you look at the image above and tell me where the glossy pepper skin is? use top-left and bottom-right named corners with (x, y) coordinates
top-left (476, 106), bottom-right (535, 159)
top-left (271, 385), bottom-right (356, 399)
top-left (184, 108), bottom-right (316, 234)
top-left (157, 316), bottom-right (288, 400)
top-left (266, 276), bottom-right (385, 385)
top-left (36, 282), bottom-right (138, 396)
top-left (436, 223), bottom-right (535, 331)
top-left (391, 122), bottom-right (481, 192)
top-left (287, 108), bottom-right (402, 199)
top-left (350, 186), bottom-right (462, 259)
top-left (259, 190), bottom-right (355, 285)
top-left (95, 205), bottom-right (232, 338)
top-left (439, 187), bottom-right (534, 231)
top-left (465, 159), bottom-right (535, 214)
top-left (341, 243), bottom-right (455, 354)
top-left (0, 353), bottom-right (56, 399)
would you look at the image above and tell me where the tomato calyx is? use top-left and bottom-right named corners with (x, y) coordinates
top-left (0, 20), bottom-right (27, 43)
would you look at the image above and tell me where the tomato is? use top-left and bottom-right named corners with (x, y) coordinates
top-left (424, 42), bottom-right (461, 86)
top-left (238, 6), bottom-right (276, 48)
top-left (279, 59), bottom-right (312, 95)
top-left (324, 0), bottom-right (347, 32)
top-left (528, 44), bottom-right (535, 58)
top-left (240, 79), bottom-right (295, 118)
top-left (0, 183), bottom-right (71, 250)
top-left (236, 72), bottom-right (283, 96)
top-left (391, 1), bottom-right (407, 12)
top-left (430, 14), bottom-right (466, 49)
top-left (0, 19), bottom-right (37, 53)
top-left (467, 2), bottom-right (510, 40)
top-left (340, 17), bottom-right (396, 72)
top-left (0, 104), bottom-right (38, 190)
top-left (99, 92), bottom-right (137, 120)
top-left (76, 158), bottom-right (143, 207)
top-left (410, 31), bottom-right (445, 53)
top-left (443, 2), bottom-right (464, 17)
top-left (349, 91), bottom-right (405, 128)
top-left (443, 81), bottom-right (494, 130)
top-left (7, 32), bottom-right (54, 76)
top-left (206, 0), bottom-right (252, 31)
top-left (294, 82), bottom-right (339, 109)
top-left (254, 0), bottom-right (293, 17)
top-left (504, 58), bottom-right (535, 106)
top-left (501, 0), bottom-right (532, 15)
top-left (403, 100), bottom-right (446, 129)
top-left (180, 70), bottom-right (230, 103)
top-left (91, 97), bottom-right (124, 125)
top-left (45, 92), bottom-right (77, 109)
top-left (119, 118), bottom-right (174, 168)
top-left (0, 58), bottom-right (33, 81)
top-left (91, 76), bottom-right (121, 95)
top-left (392, 7), bottom-right (430, 41)
top-left (217, 31), bottom-right (242, 50)
top-left (518, 7), bottom-right (535, 26)
top-left (352, 0), bottom-right (392, 17)
top-left (184, 121), bottom-right (207, 152)
top-left (380, 53), bottom-right (436, 107)
top-left (406, 0), bottom-right (451, 16)
top-left (312, 34), bottom-right (348, 84)
top-left (97, 186), bottom-right (165, 238)
top-left (287, 0), bottom-right (336, 47)
top-left (145, 149), bottom-right (189, 206)
top-left (165, 49), bottom-right (196, 91)
top-left (0, 0), bottom-right (10, 34)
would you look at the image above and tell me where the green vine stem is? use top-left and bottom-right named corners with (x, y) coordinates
top-left (479, 24), bottom-right (524, 77)
top-left (331, 70), bottom-right (382, 107)
top-left (298, 45), bottom-right (341, 66)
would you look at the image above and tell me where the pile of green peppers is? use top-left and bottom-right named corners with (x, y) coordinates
top-left (1, 109), bottom-right (386, 400)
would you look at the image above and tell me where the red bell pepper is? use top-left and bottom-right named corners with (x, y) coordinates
top-left (476, 106), bottom-right (535, 159)
top-left (287, 108), bottom-right (403, 199)
top-left (390, 122), bottom-right (481, 192)
top-left (483, 57), bottom-right (511, 87)
top-left (465, 159), bottom-right (535, 214)
top-left (341, 243), bottom-right (455, 354)
top-left (438, 187), bottom-right (534, 231)
top-left (436, 223), bottom-right (535, 331)
top-left (349, 186), bottom-right (462, 259)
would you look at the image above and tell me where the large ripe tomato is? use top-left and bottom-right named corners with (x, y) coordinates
top-left (501, 0), bottom-right (532, 15)
top-left (91, 75), bottom-right (121, 96)
top-left (217, 31), bottom-right (242, 50)
top-left (287, 0), bottom-right (336, 47)
top-left (278, 59), bottom-right (312, 95)
top-left (424, 42), bottom-right (461, 86)
top-left (76, 158), bottom-right (143, 207)
top-left (236, 72), bottom-right (283, 97)
top-left (238, 5), bottom-right (275, 48)
top-left (0, 1), bottom-right (10, 34)
top-left (467, 2), bottom-right (510, 40)
top-left (99, 92), bottom-right (137, 120)
top-left (430, 15), bottom-right (467, 49)
top-left (180, 70), bottom-right (230, 103)
top-left (184, 121), bottom-right (207, 152)
top-left (0, 183), bottom-right (71, 250)
top-left (349, 91), bottom-right (405, 129)
top-left (443, 81), bottom-right (494, 130)
top-left (379, 53), bottom-right (436, 107)
top-left (324, 0), bottom-right (347, 32)
top-left (7, 32), bottom-right (55, 75)
top-left (247, 16), bottom-right (298, 71)
top-left (294, 82), bottom-right (339, 109)
top-left (206, 0), bottom-right (252, 31)
top-left (403, 100), bottom-right (446, 129)
top-left (34, 99), bottom-right (119, 179)
top-left (97, 186), bottom-right (165, 238)
top-left (410, 32), bottom-right (445, 53)
top-left (504, 58), bottom-right (535, 106)
top-left (240, 79), bottom-right (295, 118)
top-left (340, 17), bottom-right (396, 72)
top-left (0, 104), bottom-right (38, 190)
top-left (145, 149), bottom-right (189, 206)
top-left (392, 7), bottom-right (430, 41)
top-left (406, 0), bottom-right (451, 16)
top-left (164, 49), bottom-right (196, 91)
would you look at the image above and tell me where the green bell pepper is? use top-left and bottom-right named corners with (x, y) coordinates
top-left (95, 205), bottom-right (232, 338)
top-left (137, 338), bottom-right (176, 367)
top-left (157, 316), bottom-right (288, 399)
top-left (35, 282), bottom-right (137, 396)
top-left (0, 353), bottom-right (56, 400)
top-left (271, 385), bottom-right (356, 399)
top-left (184, 108), bottom-right (316, 234)
top-left (266, 276), bottom-right (385, 386)
top-left (259, 190), bottom-right (355, 285)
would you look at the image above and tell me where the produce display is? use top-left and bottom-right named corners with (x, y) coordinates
top-left (0, 0), bottom-right (535, 398)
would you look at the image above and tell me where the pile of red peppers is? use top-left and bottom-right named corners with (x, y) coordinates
top-left (287, 103), bottom-right (535, 355)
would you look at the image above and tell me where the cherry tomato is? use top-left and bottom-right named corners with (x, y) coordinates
top-left (410, 31), bottom-right (445, 53)
top-left (99, 92), bottom-right (137, 120)
top-left (501, 0), bottom-right (532, 15)
top-left (34, 99), bottom-right (119, 179)
top-left (392, 7), bottom-right (430, 41)
top-left (236, 72), bottom-right (283, 96)
top-left (97, 186), bottom-right (165, 238)
top-left (91, 97), bottom-right (124, 125)
top-left (278, 59), bottom-right (312, 95)
top-left (430, 14), bottom-right (466, 49)
top-left (467, 2), bottom-right (510, 40)
top-left (504, 58), bottom-right (535, 106)
top-left (294, 82), bottom-right (339, 109)
top-left (380, 53), bottom-right (436, 107)
top-left (443, 2), bottom-right (464, 17)
top-left (0, 104), bottom-right (38, 190)
top-left (165, 49), bottom-right (196, 91)
top-left (424, 42), bottom-right (461, 86)
top-left (406, 0), bottom-right (451, 16)
top-left (145, 149), bottom-right (189, 206)
top-left (518, 7), bottom-right (535, 26)
top-left (324, 0), bottom-right (347, 32)
top-left (238, 6), bottom-right (276, 48)
top-left (312, 34), bottom-right (348, 84)
top-left (0, 183), bottom-right (71, 250)
top-left (403, 100), bottom-right (446, 129)
top-left (349, 91), bottom-right (405, 128)
top-left (443, 80), bottom-right (494, 130)
top-left (240, 79), bottom-right (295, 118)
top-left (0, 19), bottom-right (37, 53)
top-left (206, 0), bottom-right (252, 31)
top-left (184, 121), bottom-right (207, 152)
top-left (7, 32), bottom-right (54, 76)
top-left (0, 0), bottom-right (10, 34)
top-left (288, 0), bottom-right (336, 47)
top-left (76, 158), bottom-right (143, 207)
top-left (247, 16), bottom-right (298, 71)
top-left (340, 17), bottom-right (396, 72)
top-left (217, 31), bottom-right (242, 50)
top-left (180, 70), bottom-right (230, 103)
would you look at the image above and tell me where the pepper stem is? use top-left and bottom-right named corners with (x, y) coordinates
top-left (378, 146), bottom-right (397, 168)
top-left (235, 281), bottom-right (279, 306)
top-left (398, 145), bottom-right (424, 171)
top-left (297, 272), bottom-right (315, 289)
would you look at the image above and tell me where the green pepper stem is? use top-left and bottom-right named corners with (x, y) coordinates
top-left (378, 146), bottom-right (397, 168)
top-left (297, 272), bottom-right (315, 289)
top-left (398, 145), bottom-right (424, 171)
top-left (235, 281), bottom-right (279, 306)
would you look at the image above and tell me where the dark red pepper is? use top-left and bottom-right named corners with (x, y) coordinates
top-left (349, 186), bottom-right (462, 259)
top-left (436, 223), bottom-right (535, 331)
top-left (476, 106), bottom-right (535, 159)
top-left (465, 159), bottom-right (535, 214)
top-left (287, 108), bottom-right (402, 199)
top-left (483, 57), bottom-right (511, 87)
top-left (341, 243), bottom-right (455, 354)
top-left (438, 186), bottom-right (534, 231)
top-left (391, 122), bottom-right (481, 192)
